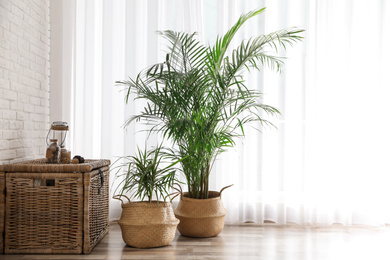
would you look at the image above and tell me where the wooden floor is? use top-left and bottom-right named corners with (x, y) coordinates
top-left (3, 223), bottom-right (390, 260)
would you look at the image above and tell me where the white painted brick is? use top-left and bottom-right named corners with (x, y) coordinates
top-left (9, 140), bottom-right (23, 149)
top-left (28, 79), bottom-right (41, 90)
top-left (33, 138), bottom-right (43, 147)
top-left (35, 55), bottom-right (45, 66)
top-left (0, 1), bottom-right (11, 11)
top-left (11, 5), bottom-right (23, 19)
top-left (29, 60), bottom-right (39, 72)
top-left (29, 30), bottom-right (43, 46)
top-left (0, 150), bottom-right (17, 160)
top-left (24, 121), bottom-right (34, 130)
top-left (18, 74), bottom-right (33, 87)
top-left (0, 18), bottom-right (10, 31)
top-left (39, 90), bottom-right (49, 99)
top-left (3, 109), bottom-right (16, 119)
top-left (4, 48), bottom-right (18, 63)
top-left (34, 105), bottom-right (48, 115)
top-left (0, 57), bottom-right (9, 69)
top-left (29, 42), bottom-right (44, 56)
top-left (35, 71), bottom-right (47, 82)
top-left (0, 78), bottom-right (10, 89)
top-left (0, 0), bottom-right (49, 164)
top-left (9, 22), bottom-right (23, 38)
top-left (23, 103), bottom-right (35, 113)
top-left (40, 98), bottom-right (49, 107)
top-left (12, 63), bottom-right (23, 74)
top-left (41, 79), bottom-right (49, 91)
top-left (18, 37), bottom-right (30, 50)
top-left (11, 81), bottom-right (26, 93)
top-left (0, 36), bottom-right (9, 52)
top-left (0, 99), bottom-right (10, 109)
top-left (22, 67), bottom-right (37, 79)
top-left (30, 113), bottom-right (42, 122)
top-left (9, 120), bottom-right (23, 130)
top-left (39, 145), bottom-right (46, 155)
top-left (40, 33), bottom-right (49, 44)
top-left (17, 92), bottom-right (29, 102)
top-left (0, 140), bottom-right (9, 150)
top-left (2, 29), bottom-right (18, 45)
top-left (9, 157), bottom-right (30, 164)
top-left (25, 139), bottom-right (34, 148)
top-left (16, 147), bottom-right (28, 157)
top-left (18, 55), bottom-right (30, 67)
top-left (34, 122), bottom-right (45, 130)
top-left (16, 111), bottom-right (28, 121)
top-left (10, 101), bottom-right (24, 111)
top-left (29, 96), bottom-right (40, 105)
top-left (0, 120), bottom-right (9, 130)
top-left (6, 12), bottom-right (20, 29)
top-left (4, 70), bottom-right (18, 82)
top-left (17, 130), bottom-right (28, 139)
top-left (32, 129), bottom-right (44, 138)
top-left (3, 130), bottom-right (17, 139)
top-left (29, 147), bottom-right (40, 157)
top-left (2, 89), bottom-right (17, 100)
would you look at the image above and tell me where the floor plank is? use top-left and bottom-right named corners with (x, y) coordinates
top-left (2, 223), bottom-right (390, 260)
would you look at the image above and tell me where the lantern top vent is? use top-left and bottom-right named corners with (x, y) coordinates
top-left (51, 121), bottom-right (69, 131)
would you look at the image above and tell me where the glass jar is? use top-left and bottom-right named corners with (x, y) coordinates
top-left (60, 148), bottom-right (71, 164)
top-left (46, 139), bottom-right (60, 164)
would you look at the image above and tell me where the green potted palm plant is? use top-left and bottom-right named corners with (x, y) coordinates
top-left (112, 145), bottom-right (181, 248)
top-left (117, 8), bottom-right (303, 237)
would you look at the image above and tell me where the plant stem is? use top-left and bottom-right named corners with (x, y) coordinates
top-left (200, 166), bottom-right (204, 199)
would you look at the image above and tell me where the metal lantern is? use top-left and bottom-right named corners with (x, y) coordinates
top-left (46, 121), bottom-right (71, 164)
top-left (46, 121), bottom-right (69, 148)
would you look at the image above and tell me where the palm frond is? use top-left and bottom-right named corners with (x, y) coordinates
top-left (116, 8), bottom-right (304, 199)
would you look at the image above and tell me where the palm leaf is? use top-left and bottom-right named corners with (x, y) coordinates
top-left (116, 8), bottom-right (304, 199)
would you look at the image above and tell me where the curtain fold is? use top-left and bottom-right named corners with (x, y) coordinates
top-left (64, 0), bottom-right (390, 225)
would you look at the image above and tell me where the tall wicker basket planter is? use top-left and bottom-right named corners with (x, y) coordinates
top-left (174, 185), bottom-right (232, 238)
top-left (115, 196), bottom-right (179, 248)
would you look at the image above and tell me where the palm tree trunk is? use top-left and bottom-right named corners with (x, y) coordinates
top-left (204, 163), bottom-right (210, 199)
top-left (200, 166), bottom-right (204, 199)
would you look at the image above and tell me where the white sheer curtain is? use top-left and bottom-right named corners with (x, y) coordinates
top-left (62, 0), bottom-right (390, 225)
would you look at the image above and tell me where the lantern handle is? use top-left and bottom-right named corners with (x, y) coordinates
top-left (46, 124), bottom-right (68, 147)
top-left (46, 128), bottom-right (52, 146)
top-left (60, 130), bottom-right (67, 147)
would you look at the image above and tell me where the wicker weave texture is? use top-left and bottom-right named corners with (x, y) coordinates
top-left (83, 167), bottom-right (110, 254)
top-left (1, 159), bottom-right (110, 254)
top-left (174, 191), bottom-right (227, 238)
top-left (0, 172), bottom-right (4, 254)
top-left (118, 201), bottom-right (179, 248)
top-left (0, 158), bottom-right (110, 173)
top-left (5, 172), bottom-right (84, 254)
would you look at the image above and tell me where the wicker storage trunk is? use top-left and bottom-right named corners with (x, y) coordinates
top-left (0, 159), bottom-right (110, 254)
top-left (0, 171), bottom-right (4, 254)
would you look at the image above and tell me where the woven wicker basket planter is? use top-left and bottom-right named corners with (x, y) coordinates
top-left (174, 185), bottom-right (232, 238)
top-left (116, 197), bottom-right (179, 248)
top-left (0, 172), bottom-right (4, 254)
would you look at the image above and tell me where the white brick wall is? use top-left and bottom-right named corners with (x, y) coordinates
top-left (0, 0), bottom-right (50, 164)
